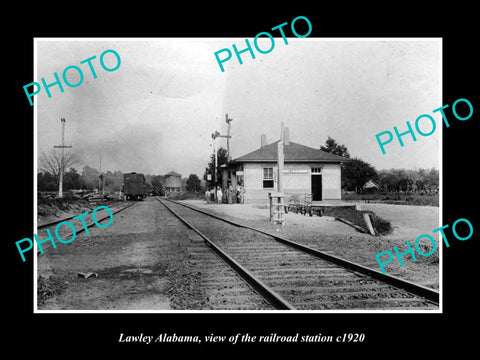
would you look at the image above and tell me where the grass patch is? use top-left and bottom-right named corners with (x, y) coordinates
top-left (37, 276), bottom-right (67, 306)
top-left (37, 196), bottom-right (121, 218)
top-left (37, 197), bottom-right (91, 217)
top-left (167, 191), bottom-right (205, 201)
top-left (343, 192), bottom-right (439, 207)
top-left (37, 195), bottom-right (89, 208)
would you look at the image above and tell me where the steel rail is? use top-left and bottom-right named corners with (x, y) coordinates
top-left (163, 198), bottom-right (440, 305)
top-left (156, 197), bottom-right (296, 310)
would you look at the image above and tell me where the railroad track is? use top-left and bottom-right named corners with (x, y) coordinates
top-left (159, 202), bottom-right (274, 310)
top-left (36, 201), bottom-right (138, 253)
top-left (178, 240), bottom-right (275, 310)
top-left (156, 197), bottom-right (439, 311)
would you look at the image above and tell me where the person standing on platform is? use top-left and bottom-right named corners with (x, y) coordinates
top-left (216, 186), bottom-right (223, 204)
top-left (205, 188), bottom-right (210, 204)
top-left (227, 183), bottom-right (233, 204)
top-left (237, 183), bottom-right (245, 204)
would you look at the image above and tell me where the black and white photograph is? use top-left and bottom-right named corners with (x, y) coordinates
top-left (6, 7), bottom-right (478, 354)
top-left (33, 38), bottom-right (441, 312)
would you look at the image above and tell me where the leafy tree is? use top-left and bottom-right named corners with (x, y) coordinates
top-left (391, 169), bottom-right (411, 193)
top-left (150, 175), bottom-right (165, 195)
top-left (103, 170), bottom-right (123, 192)
top-left (37, 171), bottom-right (58, 191)
top-left (63, 167), bottom-right (83, 190)
top-left (320, 136), bottom-right (350, 158)
top-left (378, 168), bottom-right (439, 194)
top-left (378, 170), bottom-right (396, 193)
top-left (144, 182), bottom-right (153, 194)
top-left (186, 174), bottom-right (202, 192)
top-left (80, 165), bottom-right (100, 190)
top-left (320, 137), bottom-right (375, 192)
top-left (425, 168), bottom-right (439, 192)
top-left (204, 147), bottom-right (228, 187)
top-left (342, 158), bottom-right (378, 192)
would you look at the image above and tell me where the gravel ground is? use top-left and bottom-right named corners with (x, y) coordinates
top-left (180, 200), bottom-right (440, 290)
top-left (37, 199), bottom-right (173, 310)
top-left (36, 197), bottom-right (439, 311)
top-left (358, 203), bottom-right (440, 240)
top-left (165, 200), bottom-right (437, 310)
top-left (36, 198), bottom-right (272, 310)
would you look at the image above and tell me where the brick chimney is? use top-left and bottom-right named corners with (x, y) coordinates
top-left (261, 134), bottom-right (267, 148)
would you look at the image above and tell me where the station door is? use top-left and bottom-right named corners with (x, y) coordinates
top-left (311, 174), bottom-right (322, 201)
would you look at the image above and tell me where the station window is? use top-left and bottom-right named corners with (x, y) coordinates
top-left (263, 167), bottom-right (274, 188)
top-left (237, 175), bottom-right (244, 186)
top-left (311, 167), bottom-right (322, 174)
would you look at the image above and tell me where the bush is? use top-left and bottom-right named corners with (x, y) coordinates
top-left (365, 211), bottom-right (392, 235)
top-left (323, 206), bottom-right (392, 235)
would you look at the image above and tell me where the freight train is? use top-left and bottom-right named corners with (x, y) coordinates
top-left (123, 172), bottom-right (146, 200)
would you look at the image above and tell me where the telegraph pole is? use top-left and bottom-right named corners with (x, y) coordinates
top-left (99, 155), bottom-right (105, 195)
top-left (213, 115), bottom-right (233, 157)
top-left (53, 118), bottom-right (72, 199)
top-left (211, 115), bottom-right (233, 201)
top-left (271, 122), bottom-right (285, 225)
top-left (277, 122), bottom-right (285, 194)
top-left (211, 136), bottom-right (217, 201)
top-left (225, 113), bottom-right (233, 161)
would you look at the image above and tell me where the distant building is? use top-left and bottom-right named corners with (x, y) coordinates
top-left (221, 135), bottom-right (349, 203)
top-left (164, 171), bottom-right (182, 195)
top-left (363, 179), bottom-right (381, 193)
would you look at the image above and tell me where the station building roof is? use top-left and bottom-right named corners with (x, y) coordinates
top-left (229, 141), bottom-right (349, 164)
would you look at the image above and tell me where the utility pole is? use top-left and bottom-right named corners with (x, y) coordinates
top-left (225, 113), bottom-right (233, 161)
top-left (210, 136), bottom-right (218, 201)
top-left (98, 155), bottom-right (105, 195)
top-left (277, 122), bottom-right (285, 194)
top-left (213, 138), bottom-right (218, 202)
top-left (211, 115), bottom-right (233, 201)
top-left (53, 118), bottom-right (72, 199)
top-left (269, 122), bottom-right (286, 225)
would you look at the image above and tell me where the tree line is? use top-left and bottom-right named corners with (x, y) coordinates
top-left (376, 168), bottom-right (439, 194)
top-left (39, 137), bottom-right (438, 196)
top-left (320, 136), bottom-right (439, 194)
top-left (38, 166), bottom-right (203, 194)
top-left (38, 150), bottom-right (203, 194)
top-left (199, 137), bottom-right (439, 195)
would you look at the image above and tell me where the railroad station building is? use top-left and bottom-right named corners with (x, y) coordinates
top-left (164, 171), bottom-right (183, 195)
top-left (221, 135), bottom-right (349, 203)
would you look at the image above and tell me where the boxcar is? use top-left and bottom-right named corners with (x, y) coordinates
top-left (123, 172), bottom-right (146, 200)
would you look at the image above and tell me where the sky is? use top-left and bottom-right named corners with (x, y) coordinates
top-left (35, 38), bottom-right (441, 177)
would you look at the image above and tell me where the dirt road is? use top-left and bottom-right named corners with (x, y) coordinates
top-left (37, 199), bottom-right (172, 310)
top-left (37, 198), bottom-right (272, 311)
